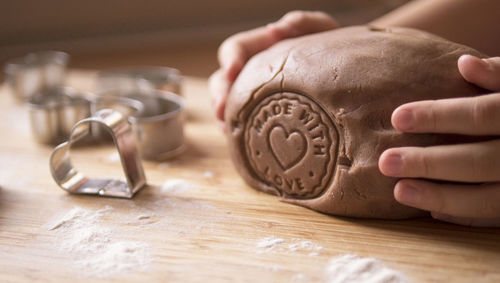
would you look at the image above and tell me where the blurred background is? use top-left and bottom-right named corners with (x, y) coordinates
top-left (0, 0), bottom-right (410, 78)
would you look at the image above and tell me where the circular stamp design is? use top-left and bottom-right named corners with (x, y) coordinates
top-left (244, 92), bottom-right (339, 199)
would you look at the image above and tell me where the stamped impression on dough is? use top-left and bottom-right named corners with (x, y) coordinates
top-left (244, 92), bottom-right (339, 199)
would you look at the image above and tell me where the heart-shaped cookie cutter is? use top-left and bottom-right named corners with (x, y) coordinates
top-left (50, 109), bottom-right (147, 198)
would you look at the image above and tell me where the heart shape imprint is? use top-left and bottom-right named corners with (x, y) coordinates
top-left (269, 125), bottom-right (307, 170)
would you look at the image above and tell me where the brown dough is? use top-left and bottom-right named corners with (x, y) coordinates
top-left (225, 26), bottom-right (487, 219)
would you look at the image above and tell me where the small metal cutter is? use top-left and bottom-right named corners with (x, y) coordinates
top-left (97, 89), bottom-right (185, 161)
top-left (89, 94), bottom-right (145, 140)
top-left (28, 87), bottom-right (91, 145)
top-left (4, 51), bottom-right (69, 101)
top-left (50, 109), bottom-right (147, 198)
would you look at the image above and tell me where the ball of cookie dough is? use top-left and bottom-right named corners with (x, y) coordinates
top-left (225, 25), bottom-right (486, 219)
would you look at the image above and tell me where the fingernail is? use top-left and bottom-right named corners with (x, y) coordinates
top-left (396, 183), bottom-right (420, 205)
top-left (394, 109), bottom-right (414, 131)
top-left (382, 153), bottom-right (403, 176)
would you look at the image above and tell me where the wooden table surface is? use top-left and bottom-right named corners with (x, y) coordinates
top-left (0, 71), bottom-right (499, 282)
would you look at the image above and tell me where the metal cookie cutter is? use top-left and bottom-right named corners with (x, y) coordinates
top-left (28, 87), bottom-right (91, 145)
top-left (98, 89), bottom-right (185, 161)
top-left (50, 109), bottom-right (147, 198)
top-left (96, 66), bottom-right (182, 95)
top-left (4, 51), bottom-right (69, 101)
top-left (90, 95), bottom-right (145, 140)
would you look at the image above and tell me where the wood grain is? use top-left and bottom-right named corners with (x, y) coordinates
top-left (0, 71), bottom-right (499, 282)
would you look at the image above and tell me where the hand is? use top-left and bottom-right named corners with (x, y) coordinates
top-left (209, 11), bottom-right (338, 122)
top-left (379, 55), bottom-right (500, 227)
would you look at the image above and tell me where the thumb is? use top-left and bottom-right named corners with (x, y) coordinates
top-left (458, 55), bottom-right (500, 91)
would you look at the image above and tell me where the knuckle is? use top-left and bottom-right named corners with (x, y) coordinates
top-left (281, 10), bottom-right (336, 28)
top-left (470, 149), bottom-right (491, 181)
top-left (426, 102), bottom-right (439, 131)
top-left (412, 101), bottom-right (436, 131)
top-left (486, 57), bottom-right (500, 73)
top-left (282, 10), bottom-right (308, 24)
top-left (470, 98), bottom-right (495, 129)
top-left (218, 38), bottom-right (233, 58)
top-left (311, 11), bottom-right (335, 22)
top-left (431, 186), bottom-right (447, 214)
top-left (218, 35), bottom-right (245, 62)
top-left (208, 70), bottom-right (222, 91)
top-left (417, 150), bottom-right (433, 178)
top-left (220, 34), bottom-right (241, 51)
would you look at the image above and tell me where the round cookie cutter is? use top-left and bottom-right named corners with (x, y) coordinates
top-left (4, 51), bottom-right (69, 101)
top-left (28, 89), bottom-right (146, 145)
top-left (97, 89), bottom-right (185, 161)
top-left (95, 66), bottom-right (182, 95)
top-left (28, 87), bottom-right (91, 145)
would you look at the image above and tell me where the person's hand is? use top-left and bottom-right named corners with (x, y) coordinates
top-left (379, 55), bottom-right (500, 227)
top-left (209, 11), bottom-right (338, 122)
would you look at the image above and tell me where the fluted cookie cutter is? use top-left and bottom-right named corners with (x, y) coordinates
top-left (28, 87), bottom-right (91, 145)
top-left (96, 66), bottom-right (182, 95)
top-left (4, 51), bottom-right (69, 101)
top-left (50, 109), bottom-right (147, 198)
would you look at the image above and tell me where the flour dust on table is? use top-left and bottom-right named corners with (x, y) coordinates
top-left (45, 206), bottom-right (151, 278)
top-left (255, 236), bottom-right (324, 256)
top-left (324, 254), bottom-right (406, 283)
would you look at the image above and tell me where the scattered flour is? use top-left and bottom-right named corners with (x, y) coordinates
top-left (45, 205), bottom-right (113, 231)
top-left (106, 152), bottom-right (121, 163)
top-left (60, 226), bottom-right (112, 253)
top-left (256, 236), bottom-right (323, 255)
top-left (46, 206), bottom-right (151, 278)
top-left (255, 237), bottom-right (406, 282)
top-left (325, 254), bottom-right (406, 283)
top-left (77, 241), bottom-right (150, 275)
top-left (256, 236), bottom-right (285, 249)
top-left (300, 241), bottom-right (313, 248)
top-left (161, 179), bottom-right (193, 194)
top-left (203, 171), bottom-right (215, 178)
top-left (268, 265), bottom-right (282, 272)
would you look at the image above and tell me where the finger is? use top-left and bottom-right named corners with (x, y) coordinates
top-left (218, 37), bottom-right (247, 82)
top-left (208, 69), bottom-right (230, 121)
top-left (267, 10), bottom-right (339, 39)
top-left (431, 212), bottom-right (500, 227)
top-left (394, 179), bottom-right (500, 218)
top-left (391, 92), bottom-right (500, 135)
top-left (458, 55), bottom-right (500, 91)
top-left (379, 140), bottom-right (500, 182)
top-left (218, 11), bottom-right (338, 82)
